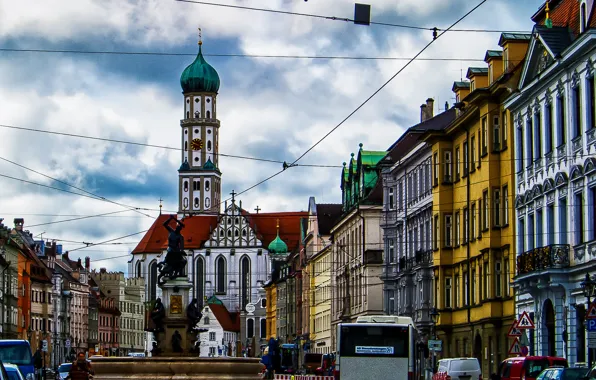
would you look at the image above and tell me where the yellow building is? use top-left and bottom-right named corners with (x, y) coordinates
top-left (423, 33), bottom-right (530, 376)
top-left (309, 244), bottom-right (332, 354)
top-left (264, 282), bottom-right (277, 339)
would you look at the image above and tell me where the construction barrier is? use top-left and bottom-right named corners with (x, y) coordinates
top-left (274, 376), bottom-right (334, 380)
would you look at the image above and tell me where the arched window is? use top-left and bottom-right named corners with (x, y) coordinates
top-left (207, 141), bottom-right (212, 151)
top-left (149, 261), bottom-right (158, 302)
top-left (195, 257), bottom-right (205, 303)
top-left (260, 318), bottom-right (267, 339)
top-left (184, 181), bottom-right (189, 191)
top-left (216, 256), bottom-right (226, 294)
top-left (136, 261), bottom-right (142, 278)
top-left (247, 318), bottom-right (254, 338)
top-left (206, 110), bottom-right (211, 119)
top-left (240, 256), bottom-right (251, 310)
top-left (184, 141), bottom-right (188, 151)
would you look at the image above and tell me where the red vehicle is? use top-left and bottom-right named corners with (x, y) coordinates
top-left (497, 356), bottom-right (568, 380)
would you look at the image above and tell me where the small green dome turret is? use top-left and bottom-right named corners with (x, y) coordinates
top-left (180, 42), bottom-right (220, 94)
top-left (268, 219), bottom-right (288, 254)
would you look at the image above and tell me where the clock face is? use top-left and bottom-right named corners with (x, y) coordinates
top-left (190, 138), bottom-right (203, 150)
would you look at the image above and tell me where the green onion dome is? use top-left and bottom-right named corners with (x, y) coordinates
top-left (180, 44), bottom-right (220, 93)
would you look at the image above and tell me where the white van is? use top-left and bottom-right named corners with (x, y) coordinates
top-left (434, 358), bottom-right (482, 380)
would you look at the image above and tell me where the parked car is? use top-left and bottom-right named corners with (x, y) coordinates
top-left (3, 364), bottom-right (24, 380)
top-left (0, 340), bottom-right (35, 380)
top-left (536, 366), bottom-right (588, 380)
top-left (57, 363), bottom-right (72, 380)
top-left (432, 358), bottom-right (482, 380)
top-left (498, 356), bottom-right (568, 380)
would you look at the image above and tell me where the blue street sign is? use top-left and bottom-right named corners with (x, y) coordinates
top-left (587, 319), bottom-right (596, 332)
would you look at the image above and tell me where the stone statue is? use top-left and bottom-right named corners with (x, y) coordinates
top-left (186, 298), bottom-right (203, 332)
top-left (150, 298), bottom-right (166, 332)
top-left (150, 341), bottom-right (162, 357)
top-left (157, 216), bottom-right (187, 285)
top-left (172, 330), bottom-right (183, 353)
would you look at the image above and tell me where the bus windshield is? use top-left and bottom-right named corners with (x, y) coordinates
top-left (0, 342), bottom-right (33, 365)
top-left (339, 325), bottom-right (409, 358)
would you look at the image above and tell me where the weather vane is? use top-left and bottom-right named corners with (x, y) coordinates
top-left (198, 27), bottom-right (202, 46)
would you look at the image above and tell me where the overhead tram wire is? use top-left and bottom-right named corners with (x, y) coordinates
top-left (173, 0), bottom-right (528, 34)
top-left (0, 124), bottom-right (340, 168)
top-left (0, 155), bottom-right (155, 218)
top-left (25, 210), bottom-right (135, 228)
top-left (288, 0), bottom-right (491, 167)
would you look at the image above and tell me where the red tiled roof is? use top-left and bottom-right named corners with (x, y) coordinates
top-left (132, 211), bottom-right (307, 254)
top-left (533, 0), bottom-right (596, 36)
top-left (209, 303), bottom-right (240, 332)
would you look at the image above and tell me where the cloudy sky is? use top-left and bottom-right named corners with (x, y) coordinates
top-left (0, 0), bottom-right (543, 274)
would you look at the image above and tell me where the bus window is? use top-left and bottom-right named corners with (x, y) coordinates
top-left (339, 325), bottom-right (409, 358)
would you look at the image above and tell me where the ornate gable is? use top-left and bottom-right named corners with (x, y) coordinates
top-left (570, 165), bottom-right (584, 181)
top-left (555, 171), bottom-right (569, 187)
top-left (584, 157), bottom-right (596, 174)
top-left (520, 37), bottom-right (555, 89)
top-left (205, 202), bottom-right (262, 248)
top-left (532, 184), bottom-right (543, 199)
top-left (543, 178), bottom-right (556, 193)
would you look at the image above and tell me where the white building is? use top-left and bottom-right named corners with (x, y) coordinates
top-left (504, 0), bottom-right (596, 364)
top-left (195, 297), bottom-right (239, 357)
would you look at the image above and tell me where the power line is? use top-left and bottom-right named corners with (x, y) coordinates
top-left (26, 210), bottom-right (135, 228)
top-left (0, 124), bottom-right (340, 168)
top-left (288, 0), bottom-right (491, 167)
top-left (0, 47), bottom-right (495, 62)
top-left (174, 0), bottom-right (529, 34)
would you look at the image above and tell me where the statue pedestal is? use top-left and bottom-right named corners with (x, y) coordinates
top-left (154, 278), bottom-right (195, 355)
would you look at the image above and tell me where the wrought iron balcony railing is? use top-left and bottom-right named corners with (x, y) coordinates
top-left (516, 244), bottom-right (570, 275)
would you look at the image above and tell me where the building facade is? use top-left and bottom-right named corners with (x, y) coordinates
top-left (423, 33), bottom-right (529, 377)
top-left (381, 103), bottom-right (456, 340)
top-left (330, 145), bottom-right (385, 349)
top-left (505, 0), bottom-right (596, 365)
top-left (0, 219), bottom-right (20, 340)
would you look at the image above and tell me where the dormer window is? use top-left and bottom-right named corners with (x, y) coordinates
top-left (488, 64), bottom-right (493, 84)
top-left (471, 80), bottom-right (476, 91)
top-left (456, 93), bottom-right (460, 103)
top-left (503, 48), bottom-right (509, 71)
top-left (580, 1), bottom-right (587, 33)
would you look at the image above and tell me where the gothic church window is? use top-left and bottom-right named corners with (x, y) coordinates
top-left (149, 261), bottom-right (158, 301)
top-left (195, 258), bottom-right (205, 304)
top-left (240, 256), bottom-right (251, 311)
top-left (216, 256), bottom-right (226, 293)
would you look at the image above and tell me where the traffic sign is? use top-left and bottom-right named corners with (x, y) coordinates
top-left (428, 339), bottom-right (443, 352)
top-left (517, 311), bottom-right (535, 329)
top-left (587, 303), bottom-right (596, 319)
top-left (508, 338), bottom-right (522, 355)
top-left (42, 340), bottom-right (48, 353)
top-left (65, 339), bottom-right (71, 349)
top-left (587, 319), bottom-right (596, 332)
top-left (507, 320), bottom-right (523, 337)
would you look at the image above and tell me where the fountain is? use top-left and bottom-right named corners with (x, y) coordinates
top-left (92, 216), bottom-right (262, 379)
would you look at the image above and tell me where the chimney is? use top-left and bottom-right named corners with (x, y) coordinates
top-left (14, 218), bottom-right (24, 231)
top-left (426, 98), bottom-right (435, 119)
top-left (77, 258), bottom-right (82, 268)
top-left (85, 257), bottom-right (90, 270)
top-left (420, 104), bottom-right (428, 122)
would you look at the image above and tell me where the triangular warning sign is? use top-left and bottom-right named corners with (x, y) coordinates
top-left (516, 311), bottom-right (535, 329)
top-left (508, 338), bottom-right (522, 355)
top-left (507, 320), bottom-right (523, 337)
top-left (587, 303), bottom-right (596, 319)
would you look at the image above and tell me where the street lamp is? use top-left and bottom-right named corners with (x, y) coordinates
top-left (580, 273), bottom-right (596, 369)
top-left (429, 308), bottom-right (440, 374)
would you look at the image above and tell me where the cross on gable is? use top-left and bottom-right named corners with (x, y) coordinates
top-left (254, 206), bottom-right (261, 214)
top-left (159, 197), bottom-right (164, 215)
top-left (230, 190), bottom-right (236, 203)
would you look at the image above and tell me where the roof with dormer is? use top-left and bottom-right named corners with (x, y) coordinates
top-left (532, 0), bottom-right (596, 36)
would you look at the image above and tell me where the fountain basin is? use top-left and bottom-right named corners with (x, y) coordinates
top-left (91, 356), bottom-right (263, 380)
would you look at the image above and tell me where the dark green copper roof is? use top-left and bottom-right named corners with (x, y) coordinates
top-left (268, 233), bottom-right (288, 254)
top-left (180, 45), bottom-right (220, 93)
top-left (201, 158), bottom-right (221, 174)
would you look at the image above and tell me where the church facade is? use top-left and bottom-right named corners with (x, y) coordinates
top-left (130, 36), bottom-right (307, 355)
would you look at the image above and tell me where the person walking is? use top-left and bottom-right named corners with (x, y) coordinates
top-left (67, 353), bottom-right (94, 380)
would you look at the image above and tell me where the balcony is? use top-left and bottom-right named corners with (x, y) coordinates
top-left (397, 250), bottom-right (433, 272)
top-left (516, 244), bottom-right (570, 276)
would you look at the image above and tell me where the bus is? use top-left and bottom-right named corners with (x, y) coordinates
top-left (0, 340), bottom-right (35, 380)
top-left (336, 315), bottom-right (418, 380)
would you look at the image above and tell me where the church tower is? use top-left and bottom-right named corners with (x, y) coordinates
top-left (178, 31), bottom-right (222, 215)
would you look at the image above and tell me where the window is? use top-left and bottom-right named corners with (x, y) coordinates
top-left (581, 2), bottom-right (587, 33)
top-left (536, 208), bottom-right (544, 248)
top-left (464, 273), bottom-right (469, 306)
top-left (445, 214), bottom-right (453, 247)
top-left (455, 147), bottom-right (461, 180)
top-left (149, 261), bottom-right (158, 302)
top-left (398, 181), bottom-right (403, 211)
top-left (590, 187), bottom-right (596, 241)
top-left (526, 118), bottom-right (533, 167)
top-left (519, 218), bottom-right (526, 254)
top-left (545, 103), bottom-right (553, 153)
top-left (471, 269), bottom-right (476, 304)
top-left (455, 275), bottom-right (460, 307)
top-left (573, 83), bottom-right (582, 138)
top-left (575, 192), bottom-right (584, 244)
top-left (493, 115), bottom-right (501, 151)
top-left (482, 117), bottom-right (488, 154)
top-left (503, 185), bottom-right (509, 226)
top-left (547, 204), bottom-right (555, 245)
top-left (434, 214), bottom-right (439, 250)
top-left (483, 190), bottom-right (489, 230)
top-left (588, 72), bottom-right (595, 130)
top-left (504, 260), bottom-right (510, 296)
top-left (216, 256), bottom-right (226, 293)
top-left (503, 48), bottom-right (509, 69)
top-left (209, 347), bottom-right (216, 356)
top-left (557, 94), bottom-right (567, 146)
top-left (463, 141), bottom-right (469, 175)
top-left (240, 256), bottom-right (251, 310)
top-left (489, 64), bottom-right (493, 83)
top-left (483, 262), bottom-right (489, 299)
top-left (516, 126), bottom-right (524, 172)
top-left (493, 188), bottom-right (501, 227)
top-left (502, 110), bottom-right (508, 148)
top-left (455, 212), bottom-right (460, 246)
top-left (209, 332), bottom-right (216, 341)
top-left (560, 197), bottom-right (568, 244)
top-left (196, 257), bottom-right (205, 305)
top-left (444, 151), bottom-right (452, 183)
top-left (247, 318), bottom-right (255, 338)
top-left (445, 277), bottom-right (452, 308)
top-left (471, 80), bottom-right (476, 91)
top-left (463, 208), bottom-right (469, 243)
top-left (260, 318), bottom-right (267, 339)
top-left (471, 136), bottom-right (476, 171)
top-left (528, 213), bottom-right (535, 251)
top-left (433, 152), bottom-right (439, 186)
top-left (471, 203), bottom-right (477, 239)
top-left (533, 108), bottom-right (542, 160)
top-left (495, 261), bottom-right (503, 298)
top-left (388, 188), bottom-right (395, 210)
top-left (386, 238), bottom-right (394, 263)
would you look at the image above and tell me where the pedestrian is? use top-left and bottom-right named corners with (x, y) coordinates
top-left (260, 347), bottom-right (274, 380)
top-left (68, 353), bottom-right (94, 380)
